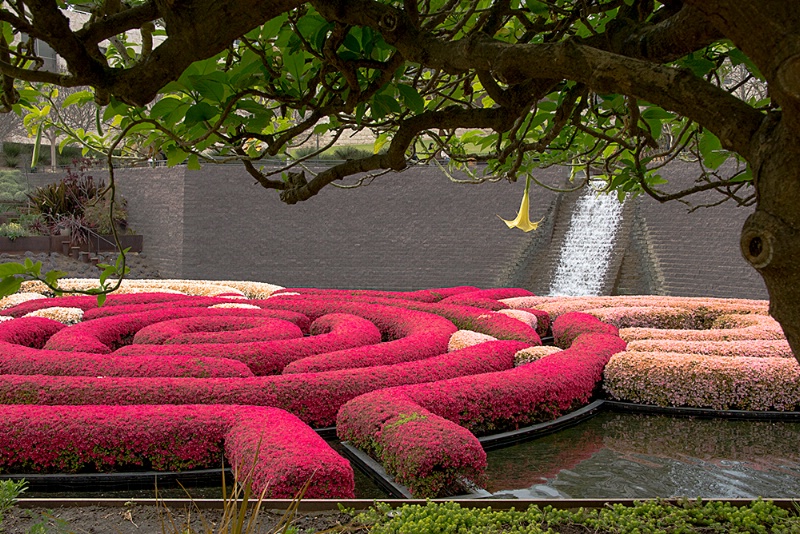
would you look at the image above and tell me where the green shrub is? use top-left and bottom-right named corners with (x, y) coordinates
top-left (333, 146), bottom-right (372, 160)
top-left (0, 479), bottom-right (27, 525)
top-left (0, 221), bottom-right (34, 240)
top-left (352, 498), bottom-right (800, 534)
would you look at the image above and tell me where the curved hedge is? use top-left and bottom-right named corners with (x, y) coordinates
top-left (0, 404), bottom-right (353, 498)
top-left (0, 340), bottom-right (527, 428)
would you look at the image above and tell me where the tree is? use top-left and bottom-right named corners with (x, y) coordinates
top-left (0, 1), bottom-right (799, 361)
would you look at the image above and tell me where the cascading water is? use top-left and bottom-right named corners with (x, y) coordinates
top-left (548, 189), bottom-right (624, 296)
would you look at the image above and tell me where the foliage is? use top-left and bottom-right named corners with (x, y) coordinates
top-left (24, 158), bottom-right (129, 244)
top-left (352, 498), bottom-right (800, 533)
top-left (0, 479), bottom-right (27, 525)
top-left (0, 0), bottom-right (774, 209)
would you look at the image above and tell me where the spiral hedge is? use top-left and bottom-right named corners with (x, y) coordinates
top-left (0, 281), bottom-right (791, 498)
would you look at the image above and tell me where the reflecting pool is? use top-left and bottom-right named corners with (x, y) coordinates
top-left (484, 412), bottom-right (800, 499)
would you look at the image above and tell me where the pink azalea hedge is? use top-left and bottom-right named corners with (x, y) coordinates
top-left (620, 313), bottom-right (784, 342)
top-left (551, 311), bottom-right (619, 349)
top-left (604, 351), bottom-right (800, 410)
top-left (337, 331), bottom-right (626, 496)
top-left (0, 340), bottom-right (526, 428)
top-left (263, 294), bottom-right (540, 345)
top-left (2, 293), bottom-right (225, 318)
top-left (0, 404), bottom-right (353, 498)
top-left (0, 342), bottom-right (253, 377)
top-left (116, 313), bottom-right (382, 375)
top-left (626, 339), bottom-right (794, 359)
top-left (0, 317), bottom-right (66, 349)
top-left (338, 394), bottom-right (486, 497)
top-left (133, 316), bottom-right (303, 345)
top-left (43, 307), bottom-right (312, 354)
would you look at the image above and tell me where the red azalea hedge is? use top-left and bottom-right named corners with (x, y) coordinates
top-left (0, 404), bottom-right (353, 498)
top-left (272, 286), bottom-right (480, 303)
top-left (338, 394), bottom-right (486, 497)
top-left (42, 308), bottom-right (312, 355)
top-left (0, 342), bottom-right (254, 378)
top-left (263, 295), bottom-right (540, 345)
top-left (2, 293), bottom-right (223, 318)
top-left (336, 331), bottom-right (626, 497)
top-left (552, 311), bottom-right (619, 349)
top-left (0, 317), bottom-right (66, 348)
top-left (133, 316), bottom-right (303, 345)
top-left (117, 313), bottom-right (382, 375)
top-left (85, 303), bottom-right (313, 333)
top-left (520, 308), bottom-right (551, 337)
top-left (0, 340), bottom-right (526, 428)
top-left (438, 288), bottom-right (535, 309)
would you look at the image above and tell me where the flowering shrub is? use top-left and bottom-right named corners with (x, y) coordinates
top-left (0, 317), bottom-right (65, 348)
top-left (0, 340), bottom-right (525, 428)
top-left (501, 295), bottom-right (770, 321)
top-left (120, 313), bottom-right (382, 375)
top-left (620, 313), bottom-right (784, 342)
top-left (337, 332), bottom-right (626, 495)
top-left (134, 316), bottom-right (303, 345)
top-left (439, 288), bottom-right (534, 309)
top-left (20, 278), bottom-right (284, 299)
top-left (552, 311), bottom-right (619, 348)
top-left (0, 342), bottom-right (254, 377)
top-left (0, 404), bottom-right (353, 498)
top-left (3, 292), bottom-right (217, 318)
top-left (260, 295), bottom-right (539, 345)
top-left (496, 309), bottom-right (538, 330)
top-left (42, 307), bottom-right (313, 358)
top-left (23, 307), bottom-right (84, 325)
top-left (518, 308), bottom-right (551, 337)
top-left (447, 330), bottom-right (497, 352)
top-left (626, 339), bottom-right (794, 359)
top-left (584, 306), bottom-right (699, 329)
top-left (513, 346), bottom-right (562, 366)
top-left (337, 394), bottom-right (486, 497)
top-left (0, 292), bottom-right (45, 311)
top-left (604, 351), bottom-right (800, 410)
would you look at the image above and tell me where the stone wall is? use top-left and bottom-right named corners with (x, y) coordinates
top-left (30, 160), bottom-right (768, 299)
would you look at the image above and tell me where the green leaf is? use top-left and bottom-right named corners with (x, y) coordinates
top-left (187, 153), bottom-right (201, 170)
top-left (45, 269), bottom-right (67, 286)
top-left (729, 167), bottom-right (753, 183)
top-left (150, 96), bottom-right (186, 118)
top-left (96, 293), bottom-right (107, 307)
top-left (728, 48), bottom-right (765, 81)
top-left (397, 84), bottom-right (425, 115)
top-left (62, 90), bottom-right (94, 107)
top-left (374, 132), bottom-right (390, 154)
top-left (524, 0), bottom-right (549, 16)
top-left (0, 263), bottom-right (28, 277)
top-left (184, 102), bottom-right (218, 127)
top-left (191, 77), bottom-right (226, 102)
top-left (681, 54), bottom-right (716, 77)
top-left (166, 146), bottom-right (189, 166)
top-left (284, 52), bottom-right (305, 85)
top-left (0, 276), bottom-right (22, 298)
top-left (698, 131), bottom-right (728, 169)
top-left (641, 108), bottom-right (674, 120)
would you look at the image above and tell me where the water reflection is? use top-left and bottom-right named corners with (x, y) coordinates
top-left (484, 412), bottom-right (800, 499)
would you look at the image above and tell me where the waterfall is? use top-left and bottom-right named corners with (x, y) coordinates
top-left (548, 189), bottom-right (625, 296)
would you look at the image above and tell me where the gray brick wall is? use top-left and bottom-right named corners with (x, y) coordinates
top-left (25, 160), bottom-right (768, 299)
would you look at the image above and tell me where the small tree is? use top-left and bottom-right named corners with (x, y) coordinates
top-left (1, 1), bottom-right (800, 360)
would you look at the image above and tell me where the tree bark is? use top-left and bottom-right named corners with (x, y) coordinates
top-left (740, 116), bottom-right (800, 363)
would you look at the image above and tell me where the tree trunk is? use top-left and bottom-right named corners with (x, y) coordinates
top-left (740, 117), bottom-right (800, 363)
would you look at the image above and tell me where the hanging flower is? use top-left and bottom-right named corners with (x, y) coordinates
top-left (498, 175), bottom-right (544, 232)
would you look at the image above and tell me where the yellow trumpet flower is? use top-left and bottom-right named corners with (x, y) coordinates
top-left (498, 175), bottom-right (544, 232)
